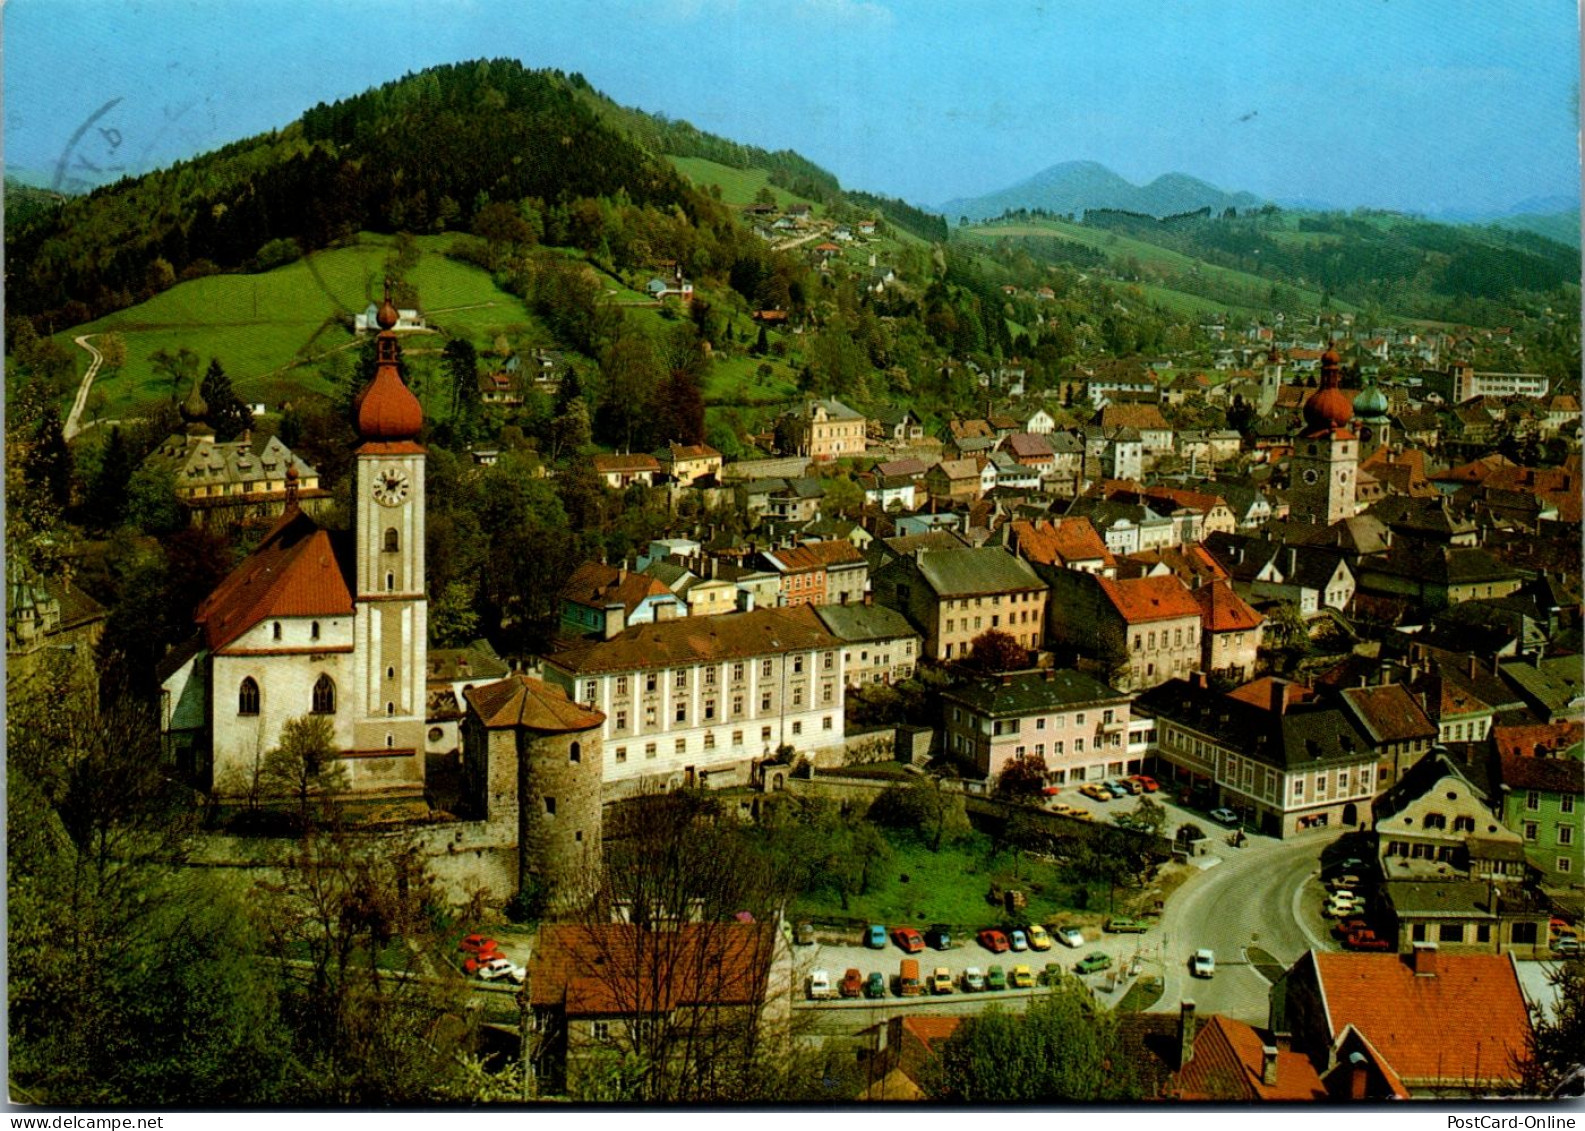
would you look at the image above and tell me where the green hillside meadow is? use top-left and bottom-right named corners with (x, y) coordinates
top-left (54, 234), bottom-right (538, 419)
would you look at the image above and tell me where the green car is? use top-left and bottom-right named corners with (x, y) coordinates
top-left (986, 964), bottom-right (1008, 991)
top-left (864, 971), bottom-right (887, 999)
top-left (1039, 962), bottom-right (1064, 985)
top-left (1075, 952), bottom-right (1113, 975)
top-left (1104, 916), bottom-right (1151, 934)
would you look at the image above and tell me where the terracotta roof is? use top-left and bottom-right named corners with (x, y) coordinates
top-left (560, 561), bottom-right (674, 614)
top-left (1339, 683), bottom-right (1438, 744)
top-left (1498, 751), bottom-right (1584, 794)
top-left (1095, 575), bottom-right (1201, 625)
top-left (592, 453), bottom-right (661, 474)
top-left (1003, 433), bottom-right (1054, 460)
top-left (547, 605), bottom-right (838, 675)
top-left (657, 442), bottom-right (722, 463)
top-left (1192, 579), bottom-right (1264, 633)
top-left (930, 458), bottom-right (981, 482)
top-left (1492, 720), bottom-right (1583, 760)
top-left (465, 674), bottom-right (605, 732)
top-left (1311, 951), bottom-right (1531, 1088)
top-left (1008, 518), bottom-right (1115, 568)
top-left (1227, 676), bottom-right (1314, 711)
top-left (800, 539), bottom-right (866, 567)
top-left (1098, 403), bottom-right (1171, 432)
top-left (195, 509), bottom-right (353, 651)
top-left (1174, 1015), bottom-right (1326, 1101)
top-left (761, 544), bottom-right (830, 574)
top-left (530, 923), bottom-right (771, 1015)
top-left (1138, 485), bottom-right (1227, 514)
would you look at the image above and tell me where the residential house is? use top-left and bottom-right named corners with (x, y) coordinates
top-left (642, 558), bottom-right (740, 618)
top-left (655, 442), bottom-right (723, 486)
top-left (923, 458), bottom-right (985, 507)
top-left (144, 426), bottom-right (329, 528)
top-left (783, 399), bottom-right (867, 461)
top-left (1117, 544), bottom-right (1227, 589)
top-left (1066, 497), bottom-right (1177, 558)
top-left (1498, 655), bottom-right (1584, 723)
top-left (1135, 677), bottom-right (1381, 837)
top-left (857, 471), bottom-right (918, 512)
top-left (943, 669), bottom-right (1132, 783)
top-left (1272, 948), bottom-right (1532, 1096)
top-left (542, 606), bottom-right (848, 791)
top-left (560, 562), bottom-right (683, 639)
top-left (593, 452), bottom-right (662, 489)
top-left (1338, 682), bottom-right (1438, 790)
top-left (528, 922), bottom-right (789, 1097)
top-left (1372, 749), bottom-right (1527, 887)
top-left (1096, 403), bottom-right (1174, 462)
top-left (870, 406), bottom-right (925, 444)
top-left (1044, 571), bottom-right (1203, 692)
top-left (1204, 535), bottom-right (1356, 615)
top-left (1495, 746), bottom-right (1584, 888)
top-left (813, 603), bottom-right (921, 689)
top-left (988, 452), bottom-right (1041, 492)
top-left (1000, 432), bottom-right (1055, 473)
top-left (1404, 649), bottom-right (1524, 746)
top-left (870, 546), bottom-right (1047, 662)
top-left (1172, 1011), bottom-right (1329, 1102)
top-left (1377, 881), bottom-right (1550, 959)
top-left (1216, 483), bottom-right (1273, 530)
top-left (1020, 407), bottom-right (1057, 435)
top-left (1192, 580), bottom-right (1264, 683)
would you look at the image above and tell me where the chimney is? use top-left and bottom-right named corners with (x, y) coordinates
top-left (603, 602), bottom-right (627, 641)
top-left (1467, 655), bottom-right (1477, 679)
top-left (1261, 1045), bottom-right (1279, 1088)
top-left (1178, 1001), bottom-right (1198, 1068)
top-left (1347, 1051), bottom-right (1369, 1101)
top-left (1270, 679), bottom-right (1287, 716)
top-left (1410, 942), bottom-right (1438, 977)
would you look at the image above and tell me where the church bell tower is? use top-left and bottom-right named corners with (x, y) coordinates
top-left (350, 284), bottom-right (429, 780)
top-left (1290, 346), bottom-right (1357, 526)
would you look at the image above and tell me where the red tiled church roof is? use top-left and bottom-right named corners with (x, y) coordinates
top-left (195, 509), bottom-right (353, 651)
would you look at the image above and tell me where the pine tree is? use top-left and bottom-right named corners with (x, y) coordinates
top-left (200, 358), bottom-right (253, 441)
top-left (85, 426), bottom-right (132, 532)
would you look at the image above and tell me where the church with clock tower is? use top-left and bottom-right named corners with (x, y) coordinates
top-left (160, 289), bottom-right (430, 815)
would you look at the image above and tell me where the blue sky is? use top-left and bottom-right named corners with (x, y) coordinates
top-left (4, 0), bottom-right (1579, 215)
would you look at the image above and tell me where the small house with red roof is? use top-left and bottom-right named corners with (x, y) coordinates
top-left (560, 561), bottom-right (683, 640)
top-left (1274, 947), bottom-right (1533, 1096)
top-left (1004, 517), bottom-right (1116, 577)
top-left (1192, 579), bottom-right (1264, 682)
top-left (1043, 570), bottom-right (1204, 692)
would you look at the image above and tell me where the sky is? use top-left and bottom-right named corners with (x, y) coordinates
top-left (4, 0), bottom-right (1580, 216)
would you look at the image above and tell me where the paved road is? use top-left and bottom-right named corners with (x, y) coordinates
top-left (64, 334), bottom-right (104, 440)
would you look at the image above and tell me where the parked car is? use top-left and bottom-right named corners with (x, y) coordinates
top-left (1325, 897), bottom-right (1364, 918)
top-left (1104, 780), bottom-right (1130, 798)
top-left (1008, 928), bottom-right (1029, 952)
top-left (1056, 925), bottom-right (1085, 949)
top-left (840, 968), bottom-right (864, 998)
top-left (931, 967), bottom-right (954, 995)
top-left (894, 926), bottom-right (925, 953)
top-left (459, 933), bottom-right (498, 954)
top-left (808, 970), bottom-right (836, 1000)
top-left (1325, 874), bottom-right (1362, 893)
top-left (1026, 924), bottom-right (1053, 951)
top-left (978, 928), bottom-right (1010, 953)
top-left (986, 964), bottom-right (1008, 991)
top-left (1332, 917), bottom-right (1371, 939)
top-left (924, 924), bottom-right (952, 950)
top-left (866, 924), bottom-right (887, 949)
top-left (1079, 784), bottom-right (1113, 802)
top-left (463, 950), bottom-right (505, 974)
top-left (1117, 777), bottom-right (1142, 795)
top-left (1075, 952), bottom-right (1112, 975)
top-left (1131, 775), bottom-right (1159, 793)
top-left (1326, 856), bottom-right (1366, 876)
top-left (898, 959), bottom-right (923, 996)
top-left (794, 921), bottom-right (816, 946)
top-left (1040, 962), bottom-right (1063, 985)
top-left (1010, 964), bottom-right (1035, 989)
top-left (864, 971), bottom-right (887, 998)
top-left (962, 967), bottom-right (986, 992)
top-left (478, 957), bottom-right (525, 983)
top-left (1210, 807), bottom-right (1240, 826)
top-left (1105, 916), bottom-right (1150, 934)
top-left (1549, 917), bottom-right (1577, 940)
top-left (1343, 930), bottom-right (1391, 952)
top-left (1191, 949), bottom-right (1216, 978)
top-left (1552, 937), bottom-right (1582, 957)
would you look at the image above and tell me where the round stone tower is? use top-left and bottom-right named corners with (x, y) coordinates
top-left (463, 674), bottom-right (605, 915)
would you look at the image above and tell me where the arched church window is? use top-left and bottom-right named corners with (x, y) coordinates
top-left (383, 528), bottom-right (399, 553)
top-left (312, 673), bottom-right (336, 714)
top-left (387, 701), bottom-right (395, 716)
top-left (239, 677), bottom-right (260, 716)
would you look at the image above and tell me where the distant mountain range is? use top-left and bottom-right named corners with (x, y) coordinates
top-left (938, 160), bottom-right (1265, 223)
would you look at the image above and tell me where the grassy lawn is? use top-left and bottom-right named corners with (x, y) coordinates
top-left (54, 233), bottom-right (538, 419)
top-left (791, 830), bottom-right (1104, 931)
top-left (667, 155), bottom-right (821, 212)
top-left (705, 354), bottom-right (800, 406)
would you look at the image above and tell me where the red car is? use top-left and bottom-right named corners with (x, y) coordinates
top-left (977, 928), bottom-right (1010, 953)
top-left (459, 934), bottom-right (498, 954)
top-left (839, 968), bottom-right (864, 998)
top-left (1131, 775), bottom-right (1159, 793)
top-left (894, 927), bottom-right (925, 953)
top-left (1343, 930), bottom-right (1391, 952)
top-left (1332, 918), bottom-right (1370, 939)
top-left (463, 949), bottom-right (504, 973)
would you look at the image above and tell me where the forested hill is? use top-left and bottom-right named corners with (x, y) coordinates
top-left (5, 61), bottom-right (702, 330)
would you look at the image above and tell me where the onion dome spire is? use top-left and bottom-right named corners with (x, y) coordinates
top-left (1301, 344), bottom-right (1353, 435)
top-left (181, 370), bottom-right (214, 438)
top-left (354, 279), bottom-right (423, 443)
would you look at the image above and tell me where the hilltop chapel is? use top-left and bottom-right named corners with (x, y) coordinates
top-left (159, 290), bottom-right (431, 816)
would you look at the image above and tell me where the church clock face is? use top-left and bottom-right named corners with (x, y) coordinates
top-left (1301, 468), bottom-right (1320, 485)
top-left (372, 465), bottom-right (411, 507)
